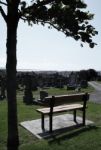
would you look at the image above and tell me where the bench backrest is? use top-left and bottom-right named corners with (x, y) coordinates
top-left (43, 93), bottom-right (89, 107)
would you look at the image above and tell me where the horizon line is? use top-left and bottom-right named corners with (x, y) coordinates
top-left (0, 67), bottom-right (101, 72)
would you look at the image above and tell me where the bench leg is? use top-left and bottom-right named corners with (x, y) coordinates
top-left (74, 110), bottom-right (77, 123)
top-left (49, 113), bottom-right (53, 133)
top-left (41, 114), bottom-right (45, 131)
top-left (83, 109), bottom-right (86, 126)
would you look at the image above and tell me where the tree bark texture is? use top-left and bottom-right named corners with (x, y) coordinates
top-left (6, 1), bottom-right (20, 149)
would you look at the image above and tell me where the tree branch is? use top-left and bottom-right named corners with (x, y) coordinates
top-left (0, 0), bottom-right (7, 6)
top-left (20, 0), bottom-right (55, 17)
top-left (20, 16), bottom-right (27, 21)
top-left (20, 15), bottom-right (60, 31)
top-left (38, 20), bottom-right (61, 31)
top-left (0, 6), bottom-right (7, 22)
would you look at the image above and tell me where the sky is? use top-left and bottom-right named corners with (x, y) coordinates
top-left (0, 0), bottom-right (101, 71)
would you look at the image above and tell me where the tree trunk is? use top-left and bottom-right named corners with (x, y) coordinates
top-left (6, 2), bottom-right (20, 150)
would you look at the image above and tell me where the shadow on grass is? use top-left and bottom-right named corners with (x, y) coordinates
top-left (47, 124), bottom-right (98, 145)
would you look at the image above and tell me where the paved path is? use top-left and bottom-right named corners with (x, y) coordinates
top-left (88, 81), bottom-right (101, 104)
top-left (20, 114), bottom-right (93, 139)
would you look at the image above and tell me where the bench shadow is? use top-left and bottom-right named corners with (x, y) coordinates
top-left (44, 124), bottom-right (98, 144)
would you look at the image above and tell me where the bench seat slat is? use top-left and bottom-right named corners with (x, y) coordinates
top-left (36, 104), bottom-right (83, 114)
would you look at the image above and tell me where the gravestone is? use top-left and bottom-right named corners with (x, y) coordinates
top-left (67, 72), bottom-right (79, 90)
top-left (80, 80), bottom-right (88, 88)
top-left (40, 90), bottom-right (48, 101)
top-left (23, 74), bottom-right (33, 104)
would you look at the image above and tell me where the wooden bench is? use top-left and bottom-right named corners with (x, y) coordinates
top-left (36, 93), bottom-right (89, 133)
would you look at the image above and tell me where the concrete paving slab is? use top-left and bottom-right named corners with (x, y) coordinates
top-left (20, 114), bottom-right (93, 139)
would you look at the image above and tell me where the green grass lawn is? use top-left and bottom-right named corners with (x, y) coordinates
top-left (0, 86), bottom-right (101, 150)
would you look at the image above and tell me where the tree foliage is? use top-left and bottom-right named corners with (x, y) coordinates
top-left (0, 0), bottom-right (98, 47)
top-left (19, 0), bottom-right (98, 48)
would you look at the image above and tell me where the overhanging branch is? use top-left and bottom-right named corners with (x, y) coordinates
top-left (38, 20), bottom-right (61, 31)
top-left (0, 6), bottom-right (7, 22)
top-left (20, 0), bottom-right (55, 17)
top-left (20, 15), bottom-right (61, 31)
top-left (0, 0), bottom-right (7, 6)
